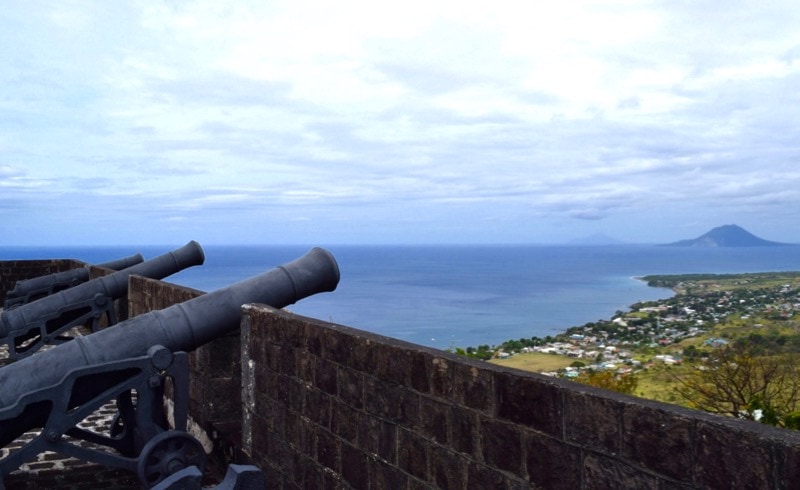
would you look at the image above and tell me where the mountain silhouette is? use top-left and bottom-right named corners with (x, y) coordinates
top-left (663, 224), bottom-right (790, 247)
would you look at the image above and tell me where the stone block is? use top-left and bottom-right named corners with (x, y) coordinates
top-left (695, 419), bottom-right (773, 489)
top-left (263, 341), bottom-right (281, 373)
top-left (304, 388), bottom-right (332, 430)
top-left (341, 442), bottom-right (369, 489)
top-left (397, 428), bottom-right (429, 481)
top-left (450, 405), bottom-right (478, 457)
top-left (563, 388), bottom-right (620, 454)
top-left (408, 350), bottom-right (432, 393)
top-left (367, 342), bottom-right (412, 385)
top-left (621, 401), bottom-right (694, 481)
top-left (466, 461), bottom-right (513, 488)
top-left (337, 366), bottom-right (364, 409)
top-left (316, 428), bottom-right (341, 472)
top-left (295, 349), bottom-right (316, 384)
top-left (525, 430), bottom-right (581, 490)
top-left (494, 371), bottom-right (562, 437)
top-left (419, 395), bottom-right (450, 445)
top-left (370, 459), bottom-right (409, 489)
top-left (430, 356), bottom-right (455, 398)
top-left (314, 357), bottom-right (338, 395)
top-left (319, 326), bottom-right (356, 365)
top-left (373, 419), bottom-right (398, 464)
top-left (429, 444), bottom-right (467, 489)
top-left (583, 453), bottom-right (659, 490)
top-left (356, 412), bottom-right (380, 457)
top-left (278, 344), bottom-right (297, 377)
top-left (202, 333), bottom-right (241, 376)
top-left (453, 361), bottom-right (493, 412)
top-left (331, 399), bottom-right (360, 445)
top-left (776, 437), bottom-right (800, 489)
top-left (481, 417), bottom-right (522, 475)
top-left (249, 420), bottom-right (273, 469)
top-left (363, 378), bottom-right (420, 425)
top-left (203, 376), bottom-right (242, 422)
top-left (253, 364), bottom-right (279, 402)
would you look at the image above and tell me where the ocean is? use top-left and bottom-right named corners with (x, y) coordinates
top-left (2, 244), bottom-right (800, 350)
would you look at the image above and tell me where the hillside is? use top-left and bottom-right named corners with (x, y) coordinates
top-left (663, 224), bottom-right (790, 247)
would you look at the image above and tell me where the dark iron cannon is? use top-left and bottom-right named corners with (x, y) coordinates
top-left (3, 253), bottom-right (145, 309)
top-left (0, 241), bottom-right (205, 359)
top-left (0, 247), bottom-right (339, 488)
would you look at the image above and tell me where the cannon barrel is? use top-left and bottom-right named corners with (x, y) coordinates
top-left (0, 247), bottom-right (339, 446)
top-left (4, 253), bottom-right (146, 308)
top-left (94, 254), bottom-right (147, 271)
top-left (0, 242), bottom-right (204, 349)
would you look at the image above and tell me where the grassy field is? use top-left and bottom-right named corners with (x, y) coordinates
top-left (633, 363), bottom-right (688, 405)
top-left (489, 352), bottom-right (576, 372)
top-left (492, 353), bottom-right (690, 404)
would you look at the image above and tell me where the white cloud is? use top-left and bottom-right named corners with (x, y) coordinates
top-left (1, 0), bottom-right (800, 245)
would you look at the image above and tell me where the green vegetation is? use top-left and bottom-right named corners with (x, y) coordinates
top-left (489, 352), bottom-right (575, 372)
top-left (453, 270), bottom-right (800, 430)
top-left (642, 271), bottom-right (800, 293)
top-left (673, 341), bottom-right (800, 429)
top-left (574, 370), bottom-right (638, 395)
top-left (450, 344), bottom-right (494, 361)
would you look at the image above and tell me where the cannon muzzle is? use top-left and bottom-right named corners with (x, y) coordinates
top-left (4, 253), bottom-right (146, 309)
top-left (0, 247), bottom-right (339, 448)
top-left (0, 241), bottom-right (205, 357)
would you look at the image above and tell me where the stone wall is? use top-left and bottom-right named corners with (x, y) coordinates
top-left (240, 304), bottom-right (800, 490)
top-left (0, 259), bottom-right (85, 305)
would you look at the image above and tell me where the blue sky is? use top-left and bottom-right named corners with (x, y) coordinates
top-left (3, 1), bottom-right (800, 246)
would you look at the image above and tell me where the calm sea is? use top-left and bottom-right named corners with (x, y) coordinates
top-left (2, 244), bottom-right (800, 349)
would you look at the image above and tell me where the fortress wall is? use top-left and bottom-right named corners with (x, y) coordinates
top-left (241, 304), bottom-right (800, 490)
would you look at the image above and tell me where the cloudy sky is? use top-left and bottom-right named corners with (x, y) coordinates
top-left (3, 1), bottom-right (800, 246)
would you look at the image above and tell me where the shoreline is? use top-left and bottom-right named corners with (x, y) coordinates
top-left (475, 270), bottom-right (800, 352)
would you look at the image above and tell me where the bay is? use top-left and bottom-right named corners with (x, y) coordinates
top-left (2, 244), bottom-right (799, 350)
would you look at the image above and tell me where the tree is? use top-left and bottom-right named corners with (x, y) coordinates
top-left (575, 370), bottom-right (638, 395)
top-left (674, 342), bottom-right (800, 429)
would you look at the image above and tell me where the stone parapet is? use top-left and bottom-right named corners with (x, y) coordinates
top-left (241, 304), bottom-right (800, 489)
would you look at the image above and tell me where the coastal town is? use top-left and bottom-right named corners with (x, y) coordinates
top-left (476, 271), bottom-right (800, 379)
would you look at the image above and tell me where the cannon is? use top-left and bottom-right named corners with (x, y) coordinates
top-left (0, 247), bottom-right (339, 488)
top-left (0, 241), bottom-right (205, 360)
top-left (3, 253), bottom-right (146, 309)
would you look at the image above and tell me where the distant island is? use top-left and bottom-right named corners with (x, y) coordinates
top-left (662, 224), bottom-right (792, 247)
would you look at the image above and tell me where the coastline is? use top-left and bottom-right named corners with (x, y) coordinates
top-left (481, 269), bottom-right (800, 355)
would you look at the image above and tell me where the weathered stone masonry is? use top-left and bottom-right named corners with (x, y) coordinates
top-left (238, 305), bottom-right (800, 490)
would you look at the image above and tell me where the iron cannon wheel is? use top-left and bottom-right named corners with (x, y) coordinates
top-left (136, 430), bottom-right (206, 488)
